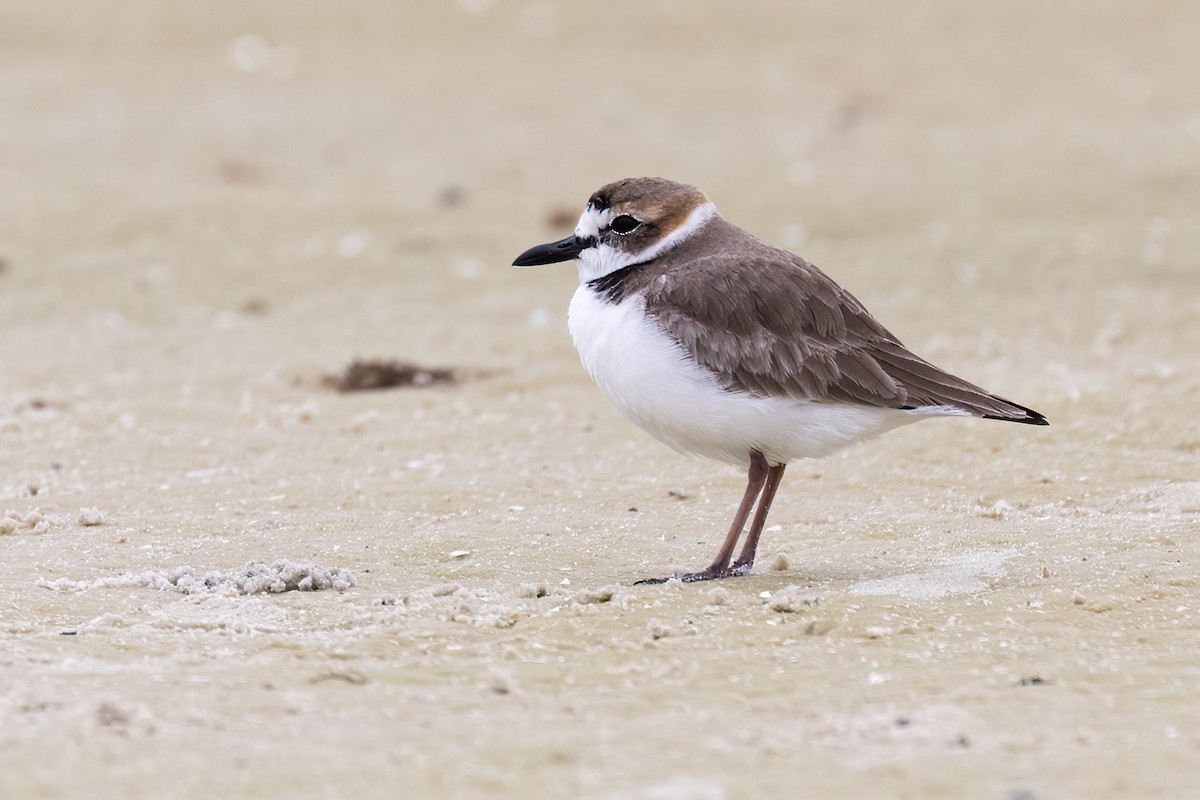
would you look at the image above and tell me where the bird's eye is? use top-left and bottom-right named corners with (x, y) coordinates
top-left (610, 215), bottom-right (641, 235)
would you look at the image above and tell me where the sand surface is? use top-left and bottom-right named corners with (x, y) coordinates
top-left (2, 2), bottom-right (1199, 798)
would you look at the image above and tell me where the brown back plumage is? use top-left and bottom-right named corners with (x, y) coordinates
top-left (626, 216), bottom-right (1046, 424)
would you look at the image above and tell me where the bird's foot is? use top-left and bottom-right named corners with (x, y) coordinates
top-left (632, 575), bottom-right (673, 585)
top-left (686, 563), bottom-right (753, 582)
top-left (633, 564), bottom-right (752, 585)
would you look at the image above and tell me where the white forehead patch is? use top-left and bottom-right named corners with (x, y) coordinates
top-left (575, 201), bottom-right (717, 284)
top-left (575, 204), bottom-right (613, 239)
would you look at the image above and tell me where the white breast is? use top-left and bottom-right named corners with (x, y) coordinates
top-left (567, 288), bottom-right (915, 468)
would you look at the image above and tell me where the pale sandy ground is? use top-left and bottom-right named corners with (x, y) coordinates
top-left (2, 2), bottom-right (1199, 798)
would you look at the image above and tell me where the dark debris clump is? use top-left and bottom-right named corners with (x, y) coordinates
top-left (324, 359), bottom-right (457, 393)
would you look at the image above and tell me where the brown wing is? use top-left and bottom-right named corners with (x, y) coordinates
top-left (643, 251), bottom-right (1046, 424)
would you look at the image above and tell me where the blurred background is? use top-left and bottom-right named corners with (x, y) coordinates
top-left (3, 1), bottom-right (1197, 363)
top-left (2, 2), bottom-right (1198, 798)
top-left (4, 0), bottom-right (1198, 481)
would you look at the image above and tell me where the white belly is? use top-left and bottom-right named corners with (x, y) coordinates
top-left (567, 287), bottom-right (915, 468)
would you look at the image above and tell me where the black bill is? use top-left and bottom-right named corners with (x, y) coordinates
top-left (512, 235), bottom-right (587, 267)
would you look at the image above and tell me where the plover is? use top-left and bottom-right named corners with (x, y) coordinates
top-left (513, 177), bottom-right (1047, 583)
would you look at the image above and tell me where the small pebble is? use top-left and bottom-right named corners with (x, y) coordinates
top-left (646, 620), bottom-right (672, 640)
top-left (573, 587), bottom-right (615, 605)
top-left (706, 587), bottom-right (730, 606)
top-left (767, 585), bottom-right (818, 613)
top-left (979, 499), bottom-right (1015, 520)
top-left (489, 669), bottom-right (518, 695)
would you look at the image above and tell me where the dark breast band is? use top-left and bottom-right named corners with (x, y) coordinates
top-left (587, 264), bottom-right (646, 303)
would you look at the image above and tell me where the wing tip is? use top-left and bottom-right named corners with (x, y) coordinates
top-left (982, 398), bottom-right (1049, 426)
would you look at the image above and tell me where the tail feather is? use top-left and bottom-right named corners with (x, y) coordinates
top-left (872, 345), bottom-right (1049, 426)
top-left (981, 396), bottom-right (1049, 426)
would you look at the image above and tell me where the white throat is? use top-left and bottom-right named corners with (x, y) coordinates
top-left (575, 202), bottom-right (717, 284)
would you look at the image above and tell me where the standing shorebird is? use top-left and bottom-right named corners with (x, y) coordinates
top-left (513, 178), bottom-right (1047, 583)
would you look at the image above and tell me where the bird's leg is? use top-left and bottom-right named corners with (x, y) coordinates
top-left (636, 452), bottom-right (768, 584)
top-left (680, 453), bottom-right (770, 582)
top-left (729, 464), bottom-right (786, 576)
